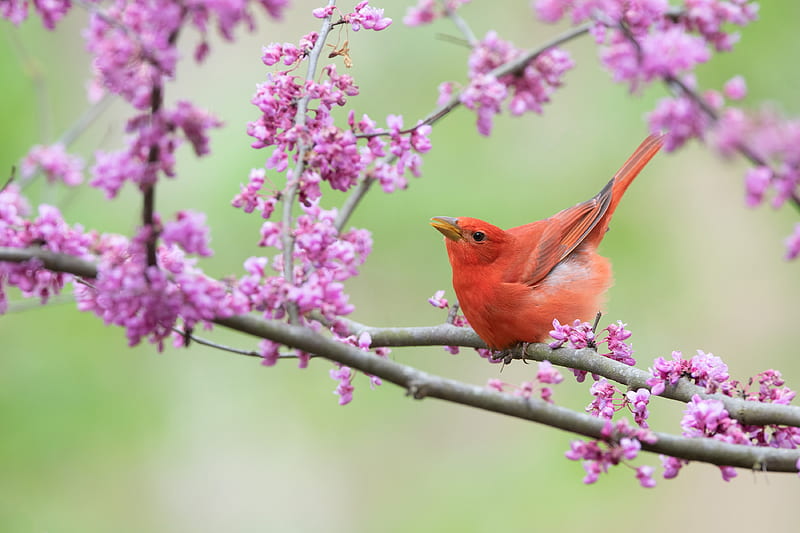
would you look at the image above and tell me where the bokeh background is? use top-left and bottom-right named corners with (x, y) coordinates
top-left (2, 1), bottom-right (800, 531)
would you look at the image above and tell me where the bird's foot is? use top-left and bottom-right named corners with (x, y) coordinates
top-left (490, 349), bottom-right (513, 368)
top-left (490, 343), bottom-right (530, 369)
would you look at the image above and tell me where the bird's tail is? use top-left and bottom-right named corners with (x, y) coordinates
top-left (609, 133), bottom-right (665, 212)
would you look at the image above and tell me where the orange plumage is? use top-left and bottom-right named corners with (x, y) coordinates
top-left (431, 134), bottom-right (664, 350)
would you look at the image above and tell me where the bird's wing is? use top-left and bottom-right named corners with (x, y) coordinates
top-left (514, 180), bottom-right (613, 287)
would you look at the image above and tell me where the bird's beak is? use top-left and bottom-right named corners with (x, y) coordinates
top-left (430, 216), bottom-right (464, 242)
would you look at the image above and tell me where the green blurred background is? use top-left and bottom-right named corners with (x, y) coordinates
top-left (2, 1), bottom-right (800, 531)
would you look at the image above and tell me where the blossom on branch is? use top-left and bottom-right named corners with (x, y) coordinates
top-left (21, 144), bottom-right (84, 186)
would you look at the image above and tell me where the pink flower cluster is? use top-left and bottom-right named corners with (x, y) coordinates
top-left (649, 354), bottom-right (799, 480)
top-left (21, 144), bottom-right (84, 186)
top-left (487, 360), bottom-right (564, 403)
top-left (533, 0), bottom-right (763, 154)
top-left (238, 201), bottom-right (372, 325)
top-left (82, 0), bottom-right (288, 107)
top-left (324, 332), bottom-right (388, 404)
top-left (565, 419), bottom-right (657, 487)
top-left (710, 107), bottom-right (800, 257)
top-left (0, 185), bottom-right (93, 313)
top-left (1, 0), bottom-right (70, 28)
top-left (403, 0), bottom-right (471, 27)
top-left (161, 210), bottom-right (214, 257)
top-left (313, 1), bottom-right (392, 31)
top-left (534, 0), bottom-right (756, 88)
top-left (549, 318), bottom-right (596, 350)
top-left (449, 31), bottom-right (574, 136)
top-left (670, 395), bottom-right (750, 481)
top-left (249, 36), bottom-right (432, 201)
top-left (549, 319), bottom-right (635, 380)
top-left (646, 349), bottom-right (731, 395)
top-left (75, 228), bottom-right (249, 349)
top-left (586, 379), bottom-right (651, 427)
top-left (91, 101), bottom-right (222, 198)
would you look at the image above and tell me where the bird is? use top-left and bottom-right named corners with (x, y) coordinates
top-left (430, 134), bottom-right (664, 351)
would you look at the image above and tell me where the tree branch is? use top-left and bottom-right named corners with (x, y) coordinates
top-left (1, 246), bottom-right (799, 473)
top-left (281, 0), bottom-right (338, 323)
top-left (214, 312), bottom-right (800, 473)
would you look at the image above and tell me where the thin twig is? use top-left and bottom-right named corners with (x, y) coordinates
top-left (443, 4), bottom-right (478, 47)
top-left (59, 93), bottom-right (115, 148)
top-left (2, 166), bottom-right (16, 192)
top-left (446, 302), bottom-right (460, 325)
top-left (281, 0), bottom-right (338, 323)
top-left (8, 31), bottom-right (52, 145)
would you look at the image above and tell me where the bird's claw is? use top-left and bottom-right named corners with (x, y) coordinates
top-left (490, 342), bottom-right (530, 369)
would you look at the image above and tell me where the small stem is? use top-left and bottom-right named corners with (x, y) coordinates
top-left (142, 84), bottom-right (163, 268)
top-left (59, 93), bottom-right (115, 148)
top-left (446, 302), bottom-right (460, 325)
top-left (281, 0), bottom-right (338, 323)
top-left (2, 166), bottom-right (16, 192)
top-left (443, 4), bottom-right (478, 47)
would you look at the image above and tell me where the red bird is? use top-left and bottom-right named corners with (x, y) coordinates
top-left (431, 134), bottom-right (664, 350)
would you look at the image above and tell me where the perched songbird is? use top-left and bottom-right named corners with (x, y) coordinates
top-left (430, 134), bottom-right (664, 350)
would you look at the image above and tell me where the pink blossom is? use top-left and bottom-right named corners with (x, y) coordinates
top-left (161, 210), bottom-right (214, 257)
top-left (347, 1), bottom-right (392, 31)
top-left (688, 350), bottom-right (731, 394)
top-left (312, 5), bottom-right (336, 19)
top-left (719, 465), bottom-right (738, 482)
top-left (639, 27), bottom-right (710, 82)
top-left (625, 388), bottom-right (651, 428)
top-left (487, 378), bottom-right (505, 393)
top-left (635, 465), bottom-right (656, 488)
top-left (533, 0), bottom-right (567, 23)
top-left (723, 75), bottom-right (747, 100)
top-left (648, 94), bottom-right (709, 151)
top-left (21, 143), bottom-right (83, 186)
top-left (427, 290), bottom-right (449, 309)
top-left (536, 360), bottom-right (563, 384)
top-left (661, 455), bottom-right (688, 479)
top-left (0, 197), bottom-right (93, 312)
top-left (330, 365), bottom-right (354, 405)
top-left (1, 0), bottom-right (28, 25)
top-left (75, 229), bottom-right (248, 349)
top-left (744, 166), bottom-right (772, 207)
top-left (32, 0), bottom-right (71, 29)
top-left (564, 419), bottom-right (655, 485)
top-left (459, 31), bottom-right (573, 135)
top-left (403, 0), bottom-right (437, 26)
top-left (785, 224), bottom-right (800, 260)
top-left (587, 379), bottom-right (617, 420)
top-left (259, 339), bottom-right (281, 366)
top-left (548, 318), bottom-right (595, 350)
top-left (602, 320), bottom-right (636, 365)
top-left (168, 101), bottom-right (222, 156)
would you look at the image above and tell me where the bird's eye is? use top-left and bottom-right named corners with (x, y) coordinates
top-left (472, 231), bottom-right (486, 242)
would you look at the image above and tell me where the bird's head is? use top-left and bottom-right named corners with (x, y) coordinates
top-left (430, 216), bottom-right (509, 266)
